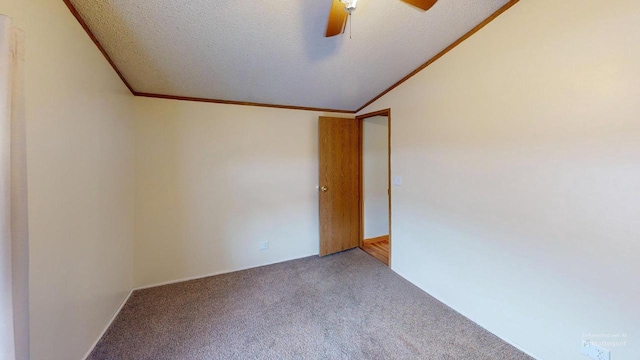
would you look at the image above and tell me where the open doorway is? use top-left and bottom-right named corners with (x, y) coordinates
top-left (357, 109), bottom-right (391, 266)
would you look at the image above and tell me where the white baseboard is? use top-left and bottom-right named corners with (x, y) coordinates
top-left (133, 253), bottom-right (319, 291)
top-left (81, 253), bottom-right (319, 359)
top-left (81, 252), bottom-right (538, 360)
top-left (82, 289), bottom-right (133, 360)
top-left (482, 328), bottom-right (542, 360)
top-left (390, 267), bottom-right (542, 360)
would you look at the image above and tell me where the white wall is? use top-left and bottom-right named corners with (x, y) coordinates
top-left (0, 1), bottom-right (135, 359)
top-left (0, 14), bottom-right (17, 360)
top-left (363, 115), bottom-right (389, 239)
top-left (358, 0), bottom-right (640, 359)
top-left (134, 97), bottom-right (352, 287)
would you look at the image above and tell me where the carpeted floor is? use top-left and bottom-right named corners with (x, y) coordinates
top-left (88, 249), bottom-right (532, 359)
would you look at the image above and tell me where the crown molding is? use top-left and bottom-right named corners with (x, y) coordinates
top-left (63, 0), bottom-right (519, 114)
top-left (134, 92), bottom-right (356, 113)
top-left (355, 0), bottom-right (520, 113)
top-left (63, 0), bottom-right (135, 94)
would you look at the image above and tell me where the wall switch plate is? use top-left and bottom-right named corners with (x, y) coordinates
top-left (393, 176), bottom-right (402, 186)
top-left (259, 241), bottom-right (269, 250)
top-left (581, 340), bottom-right (610, 360)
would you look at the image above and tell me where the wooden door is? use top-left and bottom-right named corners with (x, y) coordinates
top-left (318, 116), bottom-right (360, 256)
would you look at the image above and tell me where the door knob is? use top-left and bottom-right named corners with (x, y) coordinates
top-left (320, 186), bottom-right (328, 192)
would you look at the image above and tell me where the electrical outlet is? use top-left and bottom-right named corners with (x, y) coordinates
top-left (581, 340), bottom-right (610, 360)
top-left (259, 241), bottom-right (269, 250)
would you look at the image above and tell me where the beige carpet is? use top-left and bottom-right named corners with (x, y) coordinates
top-left (88, 249), bottom-right (532, 359)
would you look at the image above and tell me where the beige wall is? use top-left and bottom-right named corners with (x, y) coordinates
top-left (2, 0), bottom-right (638, 359)
top-left (358, 0), bottom-right (640, 359)
top-left (363, 115), bottom-right (389, 239)
top-left (0, 1), bottom-right (135, 359)
top-left (134, 97), bottom-right (351, 288)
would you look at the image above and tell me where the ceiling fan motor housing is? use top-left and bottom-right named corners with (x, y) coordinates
top-left (341, 0), bottom-right (358, 12)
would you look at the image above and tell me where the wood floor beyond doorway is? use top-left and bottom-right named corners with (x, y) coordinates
top-left (362, 236), bottom-right (389, 265)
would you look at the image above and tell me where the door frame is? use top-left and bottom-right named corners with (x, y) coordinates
top-left (356, 108), bottom-right (391, 267)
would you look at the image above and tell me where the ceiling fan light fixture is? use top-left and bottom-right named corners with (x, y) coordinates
top-left (340, 0), bottom-right (358, 13)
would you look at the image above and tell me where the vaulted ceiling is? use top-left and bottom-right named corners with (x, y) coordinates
top-left (67, 0), bottom-right (513, 112)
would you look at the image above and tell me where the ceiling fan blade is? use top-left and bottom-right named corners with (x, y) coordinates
top-left (401, 0), bottom-right (438, 11)
top-left (325, 0), bottom-right (348, 37)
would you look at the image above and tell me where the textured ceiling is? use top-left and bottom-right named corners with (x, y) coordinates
top-left (69, 0), bottom-right (510, 111)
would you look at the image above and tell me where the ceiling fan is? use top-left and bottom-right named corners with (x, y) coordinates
top-left (326, 0), bottom-right (438, 37)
